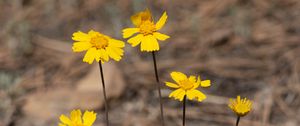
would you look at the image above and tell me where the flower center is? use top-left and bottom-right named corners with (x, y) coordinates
top-left (236, 104), bottom-right (248, 112)
top-left (90, 35), bottom-right (109, 49)
top-left (139, 20), bottom-right (156, 35)
top-left (179, 79), bottom-right (194, 90)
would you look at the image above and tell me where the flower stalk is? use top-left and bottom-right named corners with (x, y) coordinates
top-left (236, 116), bottom-right (240, 126)
top-left (122, 9), bottom-right (169, 125)
top-left (165, 71), bottom-right (211, 126)
top-left (182, 95), bottom-right (186, 126)
top-left (98, 62), bottom-right (109, 126)
top-left (152, 51), bottom-right (165, 126)
top-left (71, 29), bottom-right (125, 125)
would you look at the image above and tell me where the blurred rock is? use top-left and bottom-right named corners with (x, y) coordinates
top-left (21, 63), bottom-right (125, 126)
top-left (76, 62), bottom-right (126, 107)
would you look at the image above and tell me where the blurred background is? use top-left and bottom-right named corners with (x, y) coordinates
top-left (0, 0), bottom-right (300, 126)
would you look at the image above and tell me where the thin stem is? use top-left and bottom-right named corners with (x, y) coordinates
top-left (183, 95), bottom-right (186, 126)
top-left (236, 116), bottom-right (240, 126)
top-left (98, 62), bottom-right (109, 126)
top-left (152, 51), bottom-right (165, 126)
top-left (152, 52), bottom-right (160, 82)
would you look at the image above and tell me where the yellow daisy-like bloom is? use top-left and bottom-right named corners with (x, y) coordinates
top-left (72, 30), bottom-right (125, 64)
top-left (122, 8), bottom-right (170, 52)
top-left (228, 96), bottom-right (252, 117)
top-left (58, 109), bottom-right (97, 126)
top-left (165, 71), bottom-right (211, 102)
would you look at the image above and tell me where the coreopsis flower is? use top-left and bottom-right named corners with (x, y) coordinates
top-left (228, 96), bottom-right (252, 117)
top-left (165, 71), bottom-right (211, 102)
top-left (72, 30), bottom-right (125, 64)
top-left (122, 8), bottom-right (170, 52)
top-left (58, 109), bottom-right (97, 126)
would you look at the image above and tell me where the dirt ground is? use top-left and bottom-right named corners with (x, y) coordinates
top-left (0, 0), bottom-right (300, 126)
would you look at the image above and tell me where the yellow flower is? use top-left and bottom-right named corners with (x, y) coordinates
top-left (72, 30), bottom-right (125, 64)
top-left (165, 71), bottom-right (211, 102)
top-left (122, 8), bottom-right (170, 52)
top-left (228, 96), bottom-right (252, 117)
top-left (58, 109), bottom-right (97, 126)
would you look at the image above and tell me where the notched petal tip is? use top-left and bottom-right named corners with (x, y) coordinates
top-left (83, 59), bottom-right (94, 64)
top-left (122, 28), bottom-right (140, 39)
top-left (72, 31), bottom-right (81, 36)
top-left (141, 48), bottom-right (159, 52)
top-left (200, 80), bottom-right (211, 88)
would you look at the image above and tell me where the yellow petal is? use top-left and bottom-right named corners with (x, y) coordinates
top-left (72, 42), bottom-right (92, 52)
top-left (72, 31), bottom-right (90, 42)
top-left (175, 90), bottom-right (186, 101)
top-left (248, 102), bottom-right (253, 108)
top-left (109, 38), bottom-right (125, 47)
top-left (142, 8), bottom-right (152, 20)
top-left (106, 38), bottom-right (124, 61)
top-left (83, 111), bottom-right (97, 126)
top-left (237, 95), bottom-right (241, 103)
top-left (170, 71), bottom-right (187, 84)
top-left (196, 76), bottom-right (201, 83)
top-left (58, 123), bottom-right (66, 126)
top-left (186, 90), bottom-right (195, 100)
top-left (88, 30), bottom-right (99, 36)
top-left (186, 90), bottom-right (206, 102)
top-left (169, 89), bottom-right (183, 98)
top-left (169, 89), bottom-right (185, 101)
top-left (59, 115), bottom-right (71, 125)
top-left (128, 34), bottom-right (143, 47)
top-left (83, 48), bottom-right (98, 64)
top-left (131, 9), bottom-right (153, 27)
top-left (106, 47), bottom-right (123, 61)
top-left (153, 32), bottom-right (170, 41)
top-left (188, 76), bottom-right (196, 82)
top-left (94, 49), bottom-right (101, 62)
top-left (99, 49), bottom-right (109, 62)
top-left (70, 109), bottom-right (82, 124)
top-left (165, 82), bottom-right (179, 88)
top-left (122, 28), bottom-right (139, 38)
top-left (155, 11), bottom-right (168, 30)
top-left (131, 14), bottom-right (142, 27)
top-left (140, 35), bottom-right (159, 52)
top-left (114, 48), bottom-right (124, 56)
top-left (193, 76), bottom-right (201, 89)
top-left (201, 80), bottom-right (211, 88)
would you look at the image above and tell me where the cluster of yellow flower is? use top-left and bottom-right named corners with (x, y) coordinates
top-left (59, 110), bottom-right (96, 126)
top-left (71, 9), bottom-right (169, 64)
top-left (58, 8), bottom-right (253, 126)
